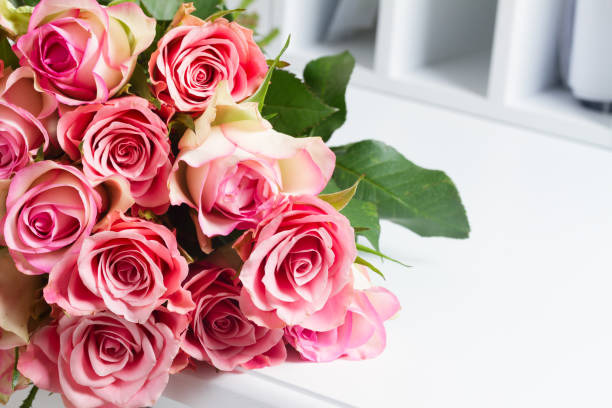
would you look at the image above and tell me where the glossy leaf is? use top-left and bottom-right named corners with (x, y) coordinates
top-left (332, 140), bottom-right (470, 238)
top-left (323, 178), bottom-right (380, 250)
top-left (262, 69), bottom-right (337, 136)
top-left (0, 36), bottom-right (19, 69)
top-left (341, 198), bottom-right (380, 250)
top-left (191, 0), bottom-right (222, 19)
top-left (140, 0), bottom-right (182, 20)
top-left (303, 51), bottom-right (355, 141)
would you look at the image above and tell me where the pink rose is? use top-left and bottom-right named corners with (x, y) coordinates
top-left (234, 195), bottom-right (357, 331)
top-left (1, 161), bottom-right (132, 275)
top-left (45, 213), bottom-right (194, 323)
top-left (57, 96), bottom-right (172, 212)
top-left (169, 84), bottom-right (335, 240)
top-left (15, 0), bottom-right (155, 105)
top-left (0, 348), bottom-right (28, 404)
top-left (0, 66), bottom-right (58, 147)
top-left (181, 261), bottom-right (286, 371)
top-left (285, 270), bottom-right (401, 362)
top-left (18, 309), bottom-right (188, 408)
top-left (149, 17), bottom-right (267, 114)
top-left (0, 98), bottom-right (48, 180)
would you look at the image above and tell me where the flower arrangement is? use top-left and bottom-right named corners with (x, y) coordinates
top-left (0, 0), bottom-right (469, 407)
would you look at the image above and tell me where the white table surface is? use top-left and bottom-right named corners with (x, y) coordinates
top-left (9, 86), bottom-right (612, 408)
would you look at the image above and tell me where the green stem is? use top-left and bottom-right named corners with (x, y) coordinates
top-left (19, 385), bottom-right (38, 408)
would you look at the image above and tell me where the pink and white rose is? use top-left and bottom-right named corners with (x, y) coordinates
top-left (45, 213), bottom-right (194, 323)
top-left (284, 266), bottom-right (401, 362)
top-left (181, 261), bottom-right (286, 371)
top-left (234, 195), bottom-right (357, 331)
top-left (1, 161), bottom-right (132, 275)
top-left (169, 83), bottom-right (335, 241)
top-left (57, 96), bottom-right (172, 212)
top-left (0, 66), bottom-right (58, 147)
top-left (149, 15), bottom-right (267, 115)
top-left (14, 0), bottom-right (155, 105)
top-left (0, 98), bottom-right (48, 180)
top-left (18, 309), bottom-right (188, 408)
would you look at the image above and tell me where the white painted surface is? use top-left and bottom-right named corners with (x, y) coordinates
top-left (8, 44), bottom-right (612, 408)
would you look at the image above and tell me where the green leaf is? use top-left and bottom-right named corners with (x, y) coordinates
top-left (262, 112), bottom-right (278, 120)
top-left (341, 198), bottom-right (380, 250)
top-left (171, 113), bottom-right (195, 131)
top-left (355, 256), bottom-right (384, 279)
top-left (266, 58), bottom-right (288, 69)
top-left (356, 243), bottom-right (410, 268)
top-left (34, 145), bottom-right (44, 162)
top-left (303, 51), bottom-right (355, 142)
top-left (17, 0), bottom-right (40, 6)
top-left (319, 176), bottom-right (361, 211)
top-left (191, 0), bottom-right (222, 19)
top-left (323, 178), bottom-right (380, 249)
top-left (128, 64), bottom-right (161, 109)
top-left (19, 386), bottom-right (38, 408)
top-left (331, 140), bottom-right (470, 238)
top-left (140, 0), bottom-right (181, 20)
top-left (246, 35), bottom-right (290, 112)
top-left (262, 70), bottom-right (337, 136)
top-left (205, 7), bottom-right (244, 22)
top-left (0, 36), bottom-right (19, 69)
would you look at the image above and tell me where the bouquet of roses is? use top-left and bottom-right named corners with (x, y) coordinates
top-left (0, 0), bottom-right (469, 407)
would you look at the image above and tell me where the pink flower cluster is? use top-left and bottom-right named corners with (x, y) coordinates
top-left (0, 1), bottom-right (400, 407)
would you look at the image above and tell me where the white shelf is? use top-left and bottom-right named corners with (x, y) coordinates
top-left (407, 50), bottom-right (492, 97)
top-left (261, 0), bottom-right (612, 149)
top-left (287, 32), bottom-right (376, 70)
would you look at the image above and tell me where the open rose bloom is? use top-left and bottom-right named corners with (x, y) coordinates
top-left (15, 0), bottom-right (155, 105)
top-left (0, 0), bottom-right (415, 406)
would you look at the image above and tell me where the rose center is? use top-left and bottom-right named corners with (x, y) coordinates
top-left (29, 211), bottom-right (54, 238)
top-left (213, 316), bottom-right (234, 332)
top-left (97, 335), bottom-right (129, 363)
top-left (109, 136), bottom-right (145, 169)
top-left (216, 163), bottom-right (277, 217)
top-left (42, 35), bottom-right (77, 74)
top-left (114, 259), bottom-right (141, 284)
